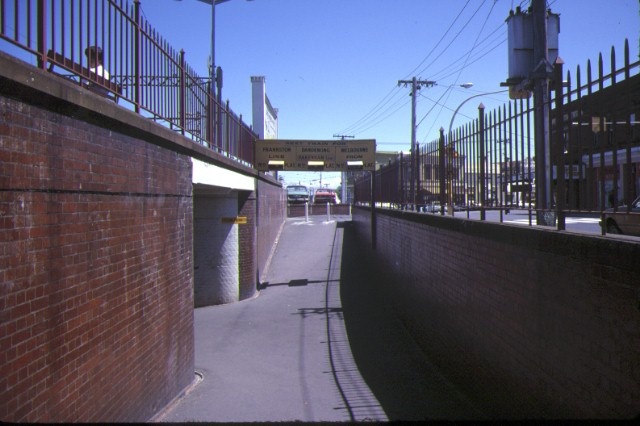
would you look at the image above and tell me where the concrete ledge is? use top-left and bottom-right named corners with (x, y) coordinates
top-left (365, 206), bottom-right (639, 274)
top-left (0, 50), bottom-right (276, 185)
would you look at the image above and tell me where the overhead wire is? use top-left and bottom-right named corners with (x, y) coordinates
top-left (418, 0), bottom-right (501, 141)
top-left (334, 0), bottom-right (475, 138)
top-left (334, 0), bottom-right (512, 141)
top-left (336, 86), bottom-right (406, 136)
top-left (412, 0), bottom-right (489, 79)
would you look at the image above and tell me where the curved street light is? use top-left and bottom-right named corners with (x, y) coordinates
top-left (447, 89), bottom-right (508, 135)
top-left (445, 89), bottom-right (508, 215)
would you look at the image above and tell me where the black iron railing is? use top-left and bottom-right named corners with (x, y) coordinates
top-left (355, 39), bottom-right (640, 229)
top-left (0, 0), bottom-right (255, 166)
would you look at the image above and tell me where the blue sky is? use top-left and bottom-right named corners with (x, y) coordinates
top-left (141, 0), bottom-right (639, 187)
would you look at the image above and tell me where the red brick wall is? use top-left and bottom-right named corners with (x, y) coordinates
top-left (238, 190), bottom-right (257, 300)
top-left (0, 94), bottom-right (194, 422)
top-left (256, 180), bottom-right (286, 283)
top-left (352, 207), bottom-right (640, 419)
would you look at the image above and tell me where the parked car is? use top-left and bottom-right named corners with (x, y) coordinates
top-left (600, 195), bottom-right (640, 236)
top-left (313, 188), bottom-right (337, 204)
top-left (422, 202), bottom-right (446, 213)
top-left (286, 185), bottom-right (309, 204)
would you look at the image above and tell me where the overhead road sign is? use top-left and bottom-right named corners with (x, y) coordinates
top-left (255, 139), bottom-right (376, 171)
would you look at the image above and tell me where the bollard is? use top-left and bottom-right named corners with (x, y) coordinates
top-left (305, 202), bottom-right (309, 222)
top-left (326, 202), bottom-right (331, 222)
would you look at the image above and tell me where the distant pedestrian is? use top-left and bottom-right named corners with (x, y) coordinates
top-left (84, 45), bottom-right (111, 96)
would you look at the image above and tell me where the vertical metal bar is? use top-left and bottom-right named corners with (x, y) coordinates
top-left (491, 109), bottom-right (498, 211)
top-left (610, 47), bottom-right (618, 212)
top-left (1, 0), bottom-right (5, 35)
top-left (564, 69), bottom-right (575, 210)
top-left (79, 0), bottom-right (84, 68)
top-left (13, 0), bottom-right (19, 44)
top-left (179, 49), bottom-right (186, 135)
top-left (587, 61), bottom-right (596, 210)
top-left (60, 0), bottom-right (65, 57)
top-left (36, 0), bottom-right (45, 69)
top-left (479, 103), bottom-right (486, 220)
top-left (29, 0), bottom-right (34, 54)
top-left (597, 54), bottom-right (605, 211)
top-left (623, 40), bottom-right (633, 212)
top-left (499, 106), bottom-right (505, 222)
top-left (371, 170), bottom-right (376, 250)
top-left (507, 102), bottom-right (513, 210)
top-left (134, 0), bottom-right (140, 113)
top-left (416, 142), bottom-right (421, 208)
top-left (526, 97), bottom-right (533, 225)
top-left (438, 127), bottom-right (446, 214)
top-left (553, 58), bottom-right (566, 230)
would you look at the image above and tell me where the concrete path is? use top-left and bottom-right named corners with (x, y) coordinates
top-left (156, 216), bottom-right (479, 422)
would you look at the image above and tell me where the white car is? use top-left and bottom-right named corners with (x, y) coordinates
top-left (600, 195), bottom-right (640, 236)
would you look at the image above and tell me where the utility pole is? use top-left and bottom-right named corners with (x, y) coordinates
top-left (531, 0), bottom-right (554, 225)
top-left (398, 77), bottom-right (435, 209)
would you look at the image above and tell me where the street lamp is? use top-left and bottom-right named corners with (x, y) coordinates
top-left (445, 89), bottom-right (508, 215)
top-left (185, 0), bottom-right (254, 96)
top-left (177, 0), bottom-right (253, 147)
top-left (447, 89), bottom-right (508, 135)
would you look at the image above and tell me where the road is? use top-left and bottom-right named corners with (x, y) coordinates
top-left (420, 208), bottom-right (606, 236)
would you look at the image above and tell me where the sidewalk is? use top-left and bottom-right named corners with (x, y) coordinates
top-left (155, 216), bottom-right (479, 422)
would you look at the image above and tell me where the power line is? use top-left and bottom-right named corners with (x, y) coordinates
top-left (334, 1), bottom-right (507, 140)
top-left (334, 0), bottom-right (479, 138)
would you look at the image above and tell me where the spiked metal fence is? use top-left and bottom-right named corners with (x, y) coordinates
top-left (0, 0), bottom-right (256, 165)
top-left (355, 39), bottom-right (640, 228)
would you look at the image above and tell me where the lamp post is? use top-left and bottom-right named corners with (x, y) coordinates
top-left (446, 89), bottom-right (508, 215)
top-left (178, 0), bottom-right (253, 147)
top-left (189, 0), bottom-right (254, 96)
top-left (447, 89), bottom-right (508, 136)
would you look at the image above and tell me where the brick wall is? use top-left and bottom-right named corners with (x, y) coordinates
top-left (0, 94), bottom-right (194, 421)
top-left (352, 207), bottom-right (640, 419)
top-left (238, 190), bottom-right (257, 300)
top-left (256, 180), bottom-right (286, 283)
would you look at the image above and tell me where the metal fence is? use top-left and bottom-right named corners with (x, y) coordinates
top-left (355, 39), bottom-right (640, 224)
top-left (0, 0), bottom-right (255, 166)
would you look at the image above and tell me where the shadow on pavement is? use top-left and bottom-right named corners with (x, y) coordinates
top-left (338, 221), bottom-right (481, 422)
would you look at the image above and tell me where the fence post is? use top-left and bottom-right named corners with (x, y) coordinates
top-left (134, 0), bottom-right (141, 113)
top-left (179, 50), bottom-right (186, 136)
top-left (479, 103), bottom-right (486, 221)
top-left (553, 57), bottom-right (566, 230)
top-left (205, 80), bottom-right (212, 147)
top-left (438, 127), bottom-right (446, 215)
top-left (37, 0), bottom-right (46, 70)
top-left (371, 170), bottom-right (377, 250)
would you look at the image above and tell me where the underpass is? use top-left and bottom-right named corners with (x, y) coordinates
top-left (157, 215), bottom-right (480, 422)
